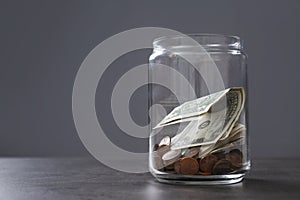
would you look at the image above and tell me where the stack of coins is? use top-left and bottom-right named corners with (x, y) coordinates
top-left (151, 136), bottom-right (244, 175)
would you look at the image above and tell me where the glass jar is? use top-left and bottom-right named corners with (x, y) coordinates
top-left (148, 34), bottom-right (250, 185)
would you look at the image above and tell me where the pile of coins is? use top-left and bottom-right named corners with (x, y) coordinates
top-left (151, 136), bottom-right (243, 175)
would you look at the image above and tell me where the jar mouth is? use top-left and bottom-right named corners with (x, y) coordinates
top-left (153, 34), bottom-right (242, 51)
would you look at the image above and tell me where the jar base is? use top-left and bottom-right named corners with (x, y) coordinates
top-left (156, 175), bottom-right (244, 185)
top-left (153, 171), bottom-right (248, 185)
top-left (151, 161), bottom-right (250, 185)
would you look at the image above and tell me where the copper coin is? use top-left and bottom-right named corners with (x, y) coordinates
top-left (213, 151), bottom-right (226, 160)
top-left (199, 154), bottom-right (218, 174)
top-left (174, 157), bottom-right (199, 175)
top-left (198, 171), bottom-right (212, 175)
top-left (164, 170), bottom-right (176, 174)
top-left (165, 163), bottom-right (175, 170)
top-left (162, 149), bottom-right (181, 166)
top-left (159, 136), bottom-right (171, 147)
top-left (184, 147), bottom-right (200, 158)
top-left (156, 145), bottom-right (170, 157)
top-left (212, 159), bottom-right (233, 175)
top-left (230, 149), bottom-right (243, 158)
top-left (153, 144), bottom-right (159, 151)
top-left (225, 149), bottom-right (243, 169)
top-left (151, 152), bottom-right (164, 170)
top-left (174, 159), bottom-right (181, 174)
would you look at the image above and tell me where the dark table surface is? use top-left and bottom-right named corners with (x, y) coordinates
top-left (0, 157), bottom-right (299, 200)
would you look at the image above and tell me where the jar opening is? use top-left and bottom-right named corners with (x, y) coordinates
top-left (153, 34), bottom-right (242, 51)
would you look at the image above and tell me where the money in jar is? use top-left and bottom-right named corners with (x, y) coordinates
top-left (149, 34), bottom-right (250, 185)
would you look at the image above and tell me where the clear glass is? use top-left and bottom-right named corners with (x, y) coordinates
top-left (148, 34), bottom-right (250, 185)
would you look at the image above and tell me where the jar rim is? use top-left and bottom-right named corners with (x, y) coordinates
top-left (153, 34), bottom-right (242, 51)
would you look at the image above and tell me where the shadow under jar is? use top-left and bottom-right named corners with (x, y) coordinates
top-left (148, 34), bottom-right (250, 185)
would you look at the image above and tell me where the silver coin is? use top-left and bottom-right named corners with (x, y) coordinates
top-left (184, 147), bottom-right (200, 157)
top-left (159, 136), bottom-right (171, 147)
top-left (162, 149), bottom-right (181, 166)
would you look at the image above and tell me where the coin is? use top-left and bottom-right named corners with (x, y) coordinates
top-left (183, 147), bottom-right (200, 158)
top-left (230, 149), bottom-right (243, 158)
top-left (151, 151), bottom-right (164, 170)
top-left (156, 145), bottom-right (170, 157)
top-left (153, 144), bottom-right (159, 151)
top-left (212, 151), bottom-right (225, 160)
top-left (225, 149), bottom-right (243, 169)
top-left (174, 160), bottom-right (181, 174)
top-left (212, 159), bottom-right (233, 175)
top-left (165, 163), bottom-right (175, 170)
top-left (162, 149), bottom-right (181, 166)
top-left (164, 169), bottom-right (176, 174)
top-left (199, 154), bottom-right (218, 174)
top-left (159, 136), bottom-right (171, 147)
top-left (198, 171), bottom-right (211, 175)
top-left (174, 157), bottom-right (199, 175)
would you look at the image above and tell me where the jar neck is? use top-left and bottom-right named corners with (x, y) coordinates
top-left (153, 34), bottom-right (243, 53)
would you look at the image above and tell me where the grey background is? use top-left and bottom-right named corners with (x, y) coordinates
top-left (1, 0), bottom-right (299, 157)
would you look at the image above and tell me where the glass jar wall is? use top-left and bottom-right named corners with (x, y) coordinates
top-left (148, 34), bottom-right (250, 185)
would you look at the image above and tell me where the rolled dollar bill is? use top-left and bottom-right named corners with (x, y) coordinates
top-left (155, 87), bottom-right (245, 150)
